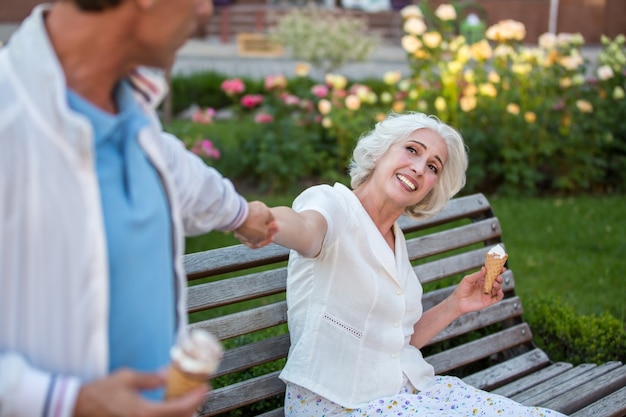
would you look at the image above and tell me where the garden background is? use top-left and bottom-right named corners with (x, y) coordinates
top-left (161, 1), bottom-right (626, 364)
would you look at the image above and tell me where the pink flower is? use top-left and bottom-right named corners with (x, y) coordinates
top-left (281, 93), bottom-right (300, 106)
top-left (191, 107), bottom-right (216, 124)
top-left (192, 139), bottom-right (221, 160)
top-left (254, 112), bottom-right (274, 124)
top-left (264, 74), bottom-right (287, 91)
top-left (311, 84), bottom-right (329, 98)
top-left (241, 94), bottom-right (264, 108)
top-left (221, 78), bottom-right (245, 95)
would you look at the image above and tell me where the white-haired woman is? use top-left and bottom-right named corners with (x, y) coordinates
top-left (239, 112), bottom-right (566, 416)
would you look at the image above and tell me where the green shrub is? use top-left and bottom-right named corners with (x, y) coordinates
top-left (524, 295), bottom-right (626, 365)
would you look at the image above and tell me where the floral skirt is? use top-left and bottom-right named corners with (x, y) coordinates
top-left (284, 375), bottom-right (568, 417)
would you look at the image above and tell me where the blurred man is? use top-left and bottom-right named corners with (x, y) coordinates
top-left (0, 1), bottom-right (277, 416)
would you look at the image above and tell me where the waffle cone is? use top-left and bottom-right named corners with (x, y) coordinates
top-left (483, 252), bottom-right (508, 294)
top-left (164, 362), bottom-right (209, 400)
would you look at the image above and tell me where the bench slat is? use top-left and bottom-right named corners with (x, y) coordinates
top-left (414, 247), bottom-right (500, 284)
top-left (397, 193), bottom-right (492, 233)
top-left (489, 361), bottom-right (573, 397)
top-left (426, 323), bottom-right (533, 374)
top-left (428, 297), bottom-right (524, 345)
top-left (463, 349), bottom-right (552, 391)
top-left (214, 334), bottom-right (290, 378)
top-left (185, 243), bottom-right (289, 279)
top-left (537, 364), bottom-right (626, 414)
top-left (191, 301), bottom-right (287, 340)
top-left (199, 371), bottom-right (285, 416)
top-left (187, 267), bottom-right (287, 311)
top-left (512, 363), bottom-right (601, 403)
top-left (570, 385), bottom-right (626, 417)
top-left (405, 218), bottom-right (503, 260)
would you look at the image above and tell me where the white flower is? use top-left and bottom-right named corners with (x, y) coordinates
top-left (435, 4), bottom-right (456, 21)
top-left (538, 32), bottom-right (557, 50)
top-left (400, 5), bottom-right (423, 19)
top-left (597, 65), bottom-right (614, 80)
top-left (401, 35), bottom-right (422, 54)
top-left (403, 17), bottom-right (427, 36)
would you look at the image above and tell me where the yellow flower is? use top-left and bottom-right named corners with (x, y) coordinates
top-left (559, 77), bottom-right (572, 88)
top-left (613, 86), bottom-right (625, 100)
top-left (524, 111), bottom-right (536, 123)
top-left (463, 84), bottom-right (478, 97)
top-left (434, 96), bottom-right (447, 112)
top-left (488, 70), bottom-right (501, 84)
top-left (321, 116), bottom-right (333, 128)
top-left (383, 71), bottom-right (402, 85)
top-left (576, 100), bottom-right (593, 113)
top-left (318, 99), bottom-right (332, 115)
top-left (455, 44), bottom-right (471, 64)
top-left (423, 32), bottom-right (443, 49)
top-left (401, 35), bottom-right (422, 54)
top-left (403, 17), bottom-right (427, 36)
top-left (559, 54), bottom-right (583, 71)
top-left (345, 94), bottom-right (361, 110)
top-left (380, 92), bottom-right (393, 103)
top-left (408, 89), bottom-right (419, 100)
top-left (506, 103), bottom-right (520, 115)
top-left (493, 44), bottom-right (515, 59)
top-left (294, 62), bottom-right (311, 77)
top-left (460, 95), bottom-right (477, 112)
top-left (447, 60), bottom-right (463, 75)
top-left (392, 101), bottom-right (406, 113)
top-left (435, 4), bottom-right (456, 21)
top-left (486, 19), bottom-right (526, 42)
top-left (512, 63), bottom-right (532, 76)
top-left (478, 83), bottom-right (497, 97)
top-left (463, 69), bottom-right (475, 84)
top-left (470, 39), bottom-right (493, 61)
top-left (400, 4), bottom-right (423, 19)
top-left (326, 74), bottom-right (348, 90)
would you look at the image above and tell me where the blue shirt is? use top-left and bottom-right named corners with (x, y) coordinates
top-left (67, 81), bottom-right (175, 400)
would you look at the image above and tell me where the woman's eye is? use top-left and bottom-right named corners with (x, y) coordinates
top-left (407, 146), bottom-right (417, 154)
top-left (429, 164), bottom-right (439, 174)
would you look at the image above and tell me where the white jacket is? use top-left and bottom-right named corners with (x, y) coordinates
top-left (0, 5), bottom-right (248, 416)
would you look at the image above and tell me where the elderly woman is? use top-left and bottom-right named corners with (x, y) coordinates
top-left (260, 113), bottom-right (566, 416)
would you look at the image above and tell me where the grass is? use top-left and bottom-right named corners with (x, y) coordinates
top-left (185, 192), bottom-right (626, 325)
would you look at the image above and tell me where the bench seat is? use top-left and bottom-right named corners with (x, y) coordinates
top-left (183, 193), bottom-right (626, 416)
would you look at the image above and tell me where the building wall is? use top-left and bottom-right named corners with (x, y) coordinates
top-left (2, 0), bottom-right (624, 45)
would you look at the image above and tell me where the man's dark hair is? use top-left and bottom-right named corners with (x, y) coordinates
top-left (73, 0), bottom-right (123, 11)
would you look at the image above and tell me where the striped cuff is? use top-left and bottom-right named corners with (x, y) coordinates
top-left (217, 196), bottom-right (249, 232)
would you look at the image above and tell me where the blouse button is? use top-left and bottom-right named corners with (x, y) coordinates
top-left (396, 289), bottom-right (404, 295)
top-left (394, 322), bottom-right (400, 327)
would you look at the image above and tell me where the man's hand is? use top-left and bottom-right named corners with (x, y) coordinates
top-left (233, 201), bottom-right (279, 249)
top-left (73, 369), bottom-right (207, 417)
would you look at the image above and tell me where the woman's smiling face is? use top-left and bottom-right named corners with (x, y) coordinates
top-left (372, 128), bottom-right (448, 208)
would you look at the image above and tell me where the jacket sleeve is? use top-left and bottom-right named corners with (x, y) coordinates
top-left (158, 132), bottom-right (249, 236)
top-left (0, 353), bottom-right (80, 417)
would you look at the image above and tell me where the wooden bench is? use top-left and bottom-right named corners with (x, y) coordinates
top-left (183, 192), bottom-right (626, 417)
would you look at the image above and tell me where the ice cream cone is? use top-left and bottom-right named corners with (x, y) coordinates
top-left (165, 363), bottom-right (209, 399)
top-left (483, 245), bottom-right (508, 294)
top-left (164, 329), bottom-right (223, 400)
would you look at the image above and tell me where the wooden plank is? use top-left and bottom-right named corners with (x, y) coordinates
top-left (536, 364), bottom-right (626, 414)
top-left (570, 385), bottom-right (626, 417)
top-left (414, 247), bottom-right (495, 284)
top-left (463, 349), bottom-right (552, 391)
top-left (184, 243), bottom-right (289, 280)
top-left (405, 218), bottom-right (503, 260)
top-left (199, 371), bottom-right (285, 416)
top-left (191, 301), bottom-right (287, 340)
top-left (397, 193), bottom-right (492, 233)
top-left (489, 361), bottom-right (573, 397)
top-left (512, 363), bottom-right (600, 403)
top-left (187, 267), bottom-right (286, 312)
top-left (428, 297), bottom-right (524, 345)
top-left (426, 323), bottom-right (534, 374)
top-left (237, 33), bottom-right (284, 57)
top-left (257, 408), bottom-right (285, 417)
top-left (213, 334), bottom-right (290, 378)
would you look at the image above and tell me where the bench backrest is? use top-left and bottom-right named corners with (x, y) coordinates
top-left (184, 192), bottom-right (535, 417)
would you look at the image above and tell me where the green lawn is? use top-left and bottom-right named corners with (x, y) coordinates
top-left (186, 193), bottom-right (626, 324)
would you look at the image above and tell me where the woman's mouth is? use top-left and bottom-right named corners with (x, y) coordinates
top-left (397, 174), bottom-right (417, 191)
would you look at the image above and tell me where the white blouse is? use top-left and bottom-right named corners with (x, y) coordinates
top-left (279, 183), bottom-right (435, 408)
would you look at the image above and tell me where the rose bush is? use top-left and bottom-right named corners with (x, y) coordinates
top-left (170, 2), bottom-right (625, 195)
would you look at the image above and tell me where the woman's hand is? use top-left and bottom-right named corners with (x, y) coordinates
top-left (453, 266), bottom-right (505, 315)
